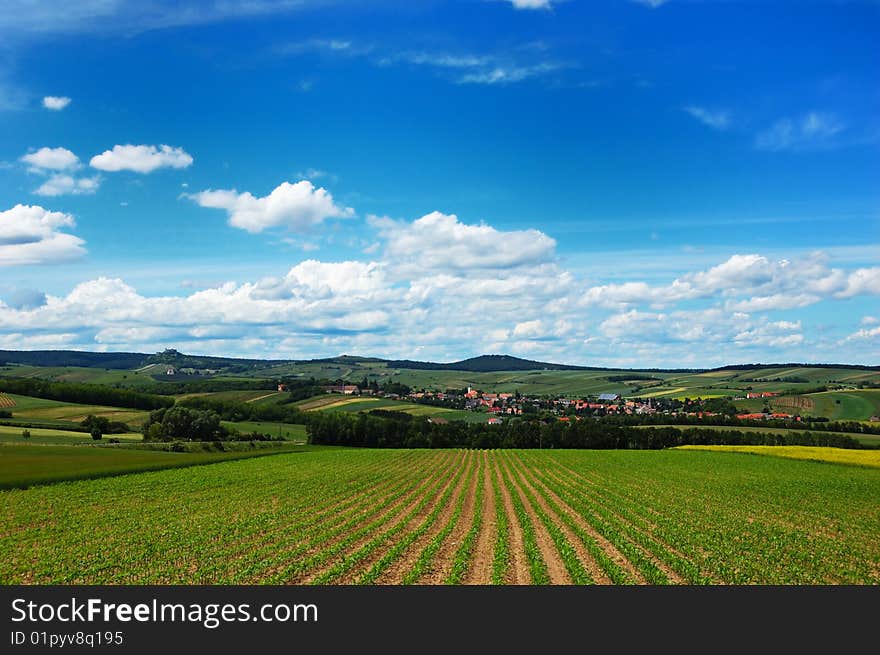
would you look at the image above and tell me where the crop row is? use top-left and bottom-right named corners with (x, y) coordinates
top-left (1, 448), bottom-right (877, 584)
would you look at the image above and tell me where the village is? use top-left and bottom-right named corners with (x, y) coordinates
top-left (316, 383), bottom-right (801, 424)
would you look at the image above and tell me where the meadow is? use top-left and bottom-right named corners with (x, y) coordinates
top-left (297, 396), bottom-right (485, 422)
top-left (0, 441), bottom-right (304, 489)
top-left (1, 448), bottom-right (877, 584)
top-left (2, 393), bottom-right (151, 427)
top-left (734, 390), bottom-right (880, 421)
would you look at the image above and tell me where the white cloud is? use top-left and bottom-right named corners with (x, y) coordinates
top-left (187, 180), bottom-right (354, 233)
top-left (725, 293), bottom-right (818, 313)
top-left (90, 144), bottom-right (193, 173)
top-left (632, 0), bottom-right (669, 7)
top-left (600, 308), bottom-right (803, 350)
top-left (756, 112), bottom-right (845, 151)
top-left (507, 1), bottom-right (552, 10)
top-left (512, 320), bottom-right (544, 338)
top-left (19, 148), bottom-right (99, 196)
top-left (862, 316), bottom-right (879, 326)
top-left (844, 325), bottom-right (880, 342)
top-left (581, 252), bottom-right (880, 310)
top-left (20, 146), bottom-right (79, 171)
top-left (372, 211), bottom-right (556, 272)
top-left (34, 174), bottom-right (100, 197)
top-left (0, 204), bottom-right (86, 265)
top-left (733, 321), bottom-right (804, 348)
top-left (835, 267), bottom-right (880, 298)
top-left (683, 106), bottom-right (730, 130)
top-left (42, 96), bottom-right (71, 110)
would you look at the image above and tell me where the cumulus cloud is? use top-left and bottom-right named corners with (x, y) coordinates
top-left (41, 175), bottom-right (98, 196)
top-left (835, 267), bottom-right (880, 298)
top-left (581, 252), bottom-right (880, 310)
top-left (600, 308), bottom-right (803, 350)
top-left (756, 112), bottom-right (845, 151)
top-left (187, 180), bottom-right (354, 234)
top-left (372, 211), bottom-right (556, 273)
top-left (19, 148), bottom-right (100, 196)
top-left (34, 174), bottom-right (100, 197)
top-left (20, 147), bottom-right (79, 171)
top-left (683, 106), bottom-right (730, 130)
top-left (90, 144), bottom-right (193, 173)
top-left (0, 204), bottom-right (86, 265)
top-left (42, 96), bottom-right (71, 110)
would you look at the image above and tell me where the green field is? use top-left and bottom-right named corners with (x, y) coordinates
top-left (300, 395), bottom-right (488, 423)
top-left (0, 365), bottom-right (153, 387)
top-left (177, 389), bottom-right (285, 404)
top-left (221, 421), bottom-right (308, 440)
top-left (1, 448), bottom-right (877, 584)
top-left (0, 425), bottom-right (142, 445)
top-left (1, 393), bottom-right (150, 427)
top-left (0, 441), bottom-right (304, 489)
top-left (735, 390), bottom-right (880, 421)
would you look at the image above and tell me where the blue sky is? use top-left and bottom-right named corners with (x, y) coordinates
top-left (0, 0), bottom-right (878, 366)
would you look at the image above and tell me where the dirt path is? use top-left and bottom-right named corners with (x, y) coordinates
top-left (505, 454), bottom-right (611, 585)
top-left (498, 455), bottom-right (570, 585)
top-left (246, 391), bottom-right (283, 403)
top-left (418, 451), bottom-right (482, 584)
top-left (372, 451), bottom-right (474, 584)
top-left (491, 454), bottom-right (531, 585)
top-left (464, 451), bottom-right (496, 585)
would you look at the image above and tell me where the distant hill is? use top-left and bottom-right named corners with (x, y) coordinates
top-left (385, 354), bottom-right (599, 372)
top-left (0, 350), bottom-right (147, 370)
top-left (144, 348), bottom-right (287, 370)
top-left (0, 349), bottom-right (876, 373)
top-left (383, 354), bottom-right (706, 373)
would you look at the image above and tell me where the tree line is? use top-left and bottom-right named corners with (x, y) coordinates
top-left (177, 395), bottom-right (309, 423)
top-left (0, 377), bottom-right (174, 411)
top-left (306, 412), bottom-right (866, 450)
top-left (601, 412), bottom-right (880, 435)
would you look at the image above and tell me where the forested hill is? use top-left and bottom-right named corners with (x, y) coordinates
top-left (385, 354), bottom-right (595, 372)
top-left (0, 349), bottom-right (876, 373)
top-left (0, 350), bottom-right (146, 369)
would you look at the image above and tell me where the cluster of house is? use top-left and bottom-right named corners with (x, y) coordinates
top-left (312, 382), bottom-right (803, 424)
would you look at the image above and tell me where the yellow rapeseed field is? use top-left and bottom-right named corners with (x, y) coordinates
top-left (676, 445), bottom-right (880, 468)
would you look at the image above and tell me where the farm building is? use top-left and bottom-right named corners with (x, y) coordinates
top-left (598, 393), bottom-right (620, 402)
top-left (323, 385), bottom-right (360, 395)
